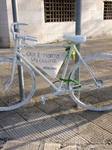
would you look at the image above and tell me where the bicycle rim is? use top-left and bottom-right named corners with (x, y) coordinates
top-left (0, 58), bottom-right (36, 111)
top-left (68, 53), bottom-right (112, 111)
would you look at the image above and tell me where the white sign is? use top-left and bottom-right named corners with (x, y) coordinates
top-left (21, 48), bottom-right (67, 78)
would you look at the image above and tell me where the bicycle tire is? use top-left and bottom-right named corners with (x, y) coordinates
top-left (68, 53), bottom-right (112, 111)
top-left (0, 58), bottom-right (36, 111)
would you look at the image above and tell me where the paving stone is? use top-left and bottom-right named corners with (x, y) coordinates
top-left (78, 110), bottom-right (105, 122)
top-left (52, 95), bottom-right (77, 108)
top-left (24, 112), bottom-right (49, 125)
top-left (0, 110), bottom-right (17, 120)
top-left (5, 123), bottom-right (44, 141)
top-left (2, 140), bottom-right (41, 150)
top-left (41, 124), bottom-right (77, 143)
top-left (18, 106), bottom-right (42, 118)
top-left (64, 135), bottom-right (89, 146)
top-left (0, 113), bottom-right (26, 130)
top-left (54, 112), bottom-right (89, 134)
top-left (0, 141), bottom-right (4, 149)
top-left (37, 101), bottom-right (60, 114)
top-left (52, 95), bottom-right (70, 106)
top-left (31, 116), bottom-right (63, 133)
top-left (0, 128), bottom-right (10, 139)
top-left (18, 106), bottom-right (48, 123)
top-left (50, 106), bottom-right (70, 118)
top-left (44, 142), bottom-right (61, 150)
top-left (108, 110), bottom-right (112, 116)
top-left (92, 114), bottom-right (112, 133)
top-left (85, 144), bottom-right (112, 150)
top-left (80, 122), bottom-right (112, 144)
top-left (51, 106), bottom-right (83, 119)
top-left (0, 128), bottom-right (11, 149)
top-left (60, 145), bottom-right (80, 150)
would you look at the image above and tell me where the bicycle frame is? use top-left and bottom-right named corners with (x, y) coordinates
top-left (5, 41), bottom-right (99, 94)
top-left (6, 21), bottom-right (99, 95)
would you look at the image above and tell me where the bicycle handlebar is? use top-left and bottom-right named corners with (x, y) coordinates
top-left (10, 22), bottom-right (28, 32)
top-left (16, 22), bottom-right (28, 26)
top-left (10, 22), bottom-right (38, 42)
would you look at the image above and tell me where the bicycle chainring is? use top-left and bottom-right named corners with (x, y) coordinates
top-left (50, 80), bottom-right (68, 94)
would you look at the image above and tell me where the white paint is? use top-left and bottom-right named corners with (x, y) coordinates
top-left (21, 48), bottom-right (67, 78)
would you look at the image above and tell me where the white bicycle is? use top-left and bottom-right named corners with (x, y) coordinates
top-left (0, 22), bottom-right (112, 111)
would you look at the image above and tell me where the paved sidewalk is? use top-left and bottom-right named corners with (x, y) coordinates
top-left (0, 36), bottom-right (112, 149)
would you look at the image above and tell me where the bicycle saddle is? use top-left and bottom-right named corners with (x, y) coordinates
top-left (63, 34), bottom-right (86, 43)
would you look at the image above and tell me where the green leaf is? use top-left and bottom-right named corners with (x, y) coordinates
top-left (64, 40), bottom-right (75, 60)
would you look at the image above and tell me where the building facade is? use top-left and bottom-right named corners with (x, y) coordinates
top-left (0, 0), bottom-right (112, 47)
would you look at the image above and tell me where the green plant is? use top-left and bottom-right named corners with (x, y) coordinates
top-left (65, 40), bottom-right (75, 60)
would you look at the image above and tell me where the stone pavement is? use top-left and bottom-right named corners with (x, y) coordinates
top-left (0, 36), bottom-right (112, 149)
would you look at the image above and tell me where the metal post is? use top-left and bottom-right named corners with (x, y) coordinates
top-left (12, 0), bottom-right (24, 100)
top-left (75, 0), bottom-right (82, 74)
top-left (75, 0), bottom-right (82, 99)
top-left (75, 0), bottom-right (82, 36)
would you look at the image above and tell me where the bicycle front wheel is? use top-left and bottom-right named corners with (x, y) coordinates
top-left (68, 53), bottom-right (112, 111)
top-left (0, 58), bottom-right (36, 111)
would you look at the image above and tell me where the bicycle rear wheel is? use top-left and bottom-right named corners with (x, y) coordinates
top-left (0, 58), bottom-right (36, 111)
top-left (68, 53), bottom-right (112, 111)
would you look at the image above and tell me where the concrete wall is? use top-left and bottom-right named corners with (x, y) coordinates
top-left (1, 0), bottom-right (112, 47)
top-left (16, 0), bottom-right (112, 42)
top-left (0, 0), bottom-right (12, 47)
top-left (17, 0), bottom-right (75, 43)
top-left (82, 0), bottom-right (112, 37)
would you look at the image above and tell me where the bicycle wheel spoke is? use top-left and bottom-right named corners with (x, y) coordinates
top-left (0, 58), bottom-right (36, 111)
top-left (69, 53), bottom-right (112, 111)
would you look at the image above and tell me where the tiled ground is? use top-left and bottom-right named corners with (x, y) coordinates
top-left (0, 36), bottom-right (112, 149)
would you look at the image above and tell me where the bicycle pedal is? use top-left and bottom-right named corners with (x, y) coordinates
top-left (40, 95), bottom-right (46, 104)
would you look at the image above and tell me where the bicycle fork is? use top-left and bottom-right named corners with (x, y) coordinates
top-left (3, 41), bottom-right (18, 90)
